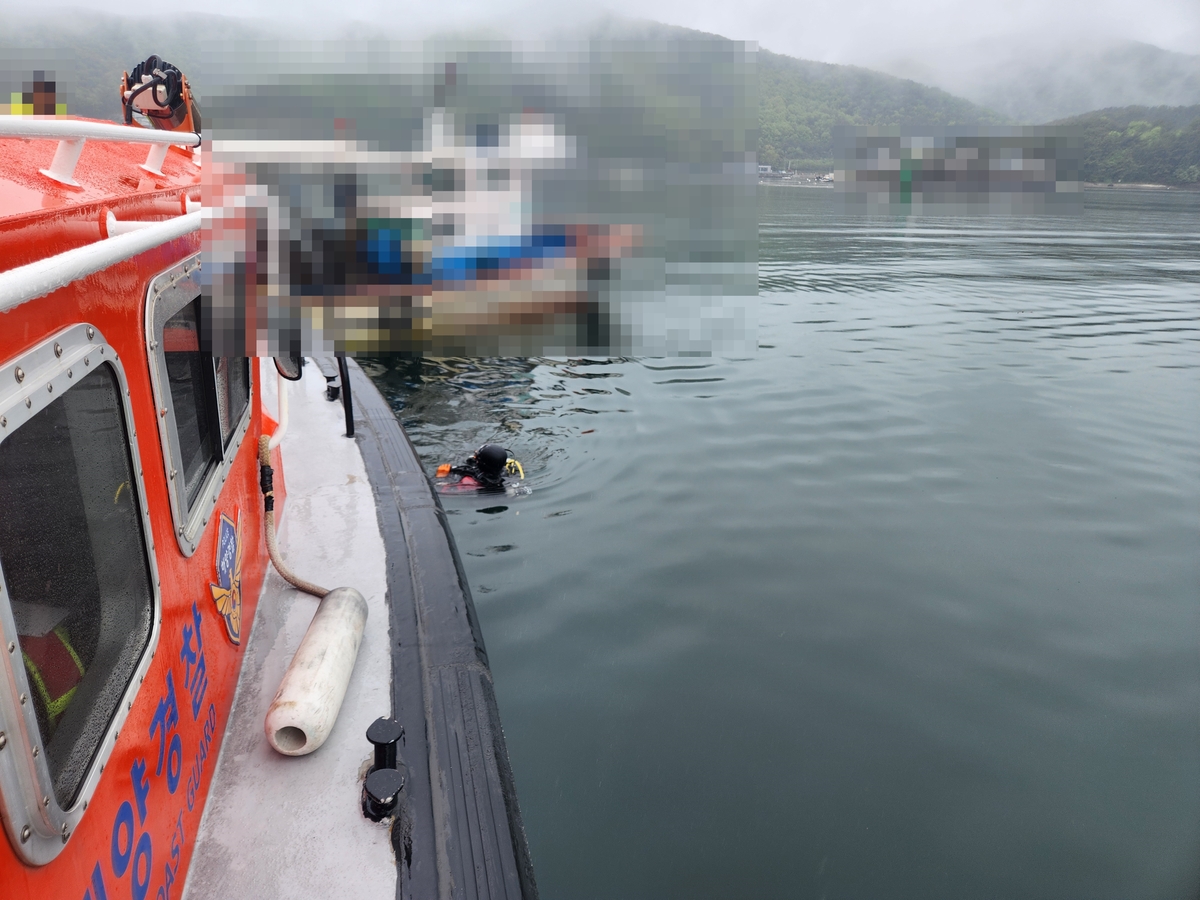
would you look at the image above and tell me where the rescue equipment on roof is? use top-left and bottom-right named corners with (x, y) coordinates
top-left (120, 55), bottom-right (202, 135)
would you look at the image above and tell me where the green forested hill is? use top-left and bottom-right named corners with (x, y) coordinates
top-left (757, 50), bottom-right (1008, 169)
top-left (1051, 106), bottom-right (1200, 185)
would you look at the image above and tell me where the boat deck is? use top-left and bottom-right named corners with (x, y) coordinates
top-left (182, 360), bottom-right (396, 898)
top-left (182, 359), bottom-right (536, 900)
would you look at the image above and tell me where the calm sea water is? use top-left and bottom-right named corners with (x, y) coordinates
top-left (365, 187), bottom-right (1200, 900)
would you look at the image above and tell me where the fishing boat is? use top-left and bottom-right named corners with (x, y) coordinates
top-left (0, 59), bottom-right (538, 899)
top-left (208, 106), bottom-right (639, 356)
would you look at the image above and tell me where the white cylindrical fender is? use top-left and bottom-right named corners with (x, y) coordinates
top-left (265, 586), bottom-right (369, 756)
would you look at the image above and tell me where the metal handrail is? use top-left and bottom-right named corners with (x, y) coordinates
top-left (0, 116), bottom-right (200, 147)
top-left (0, 116), bottom-right (201, 185)
top-left (0, 210), bottom-right (201, 314)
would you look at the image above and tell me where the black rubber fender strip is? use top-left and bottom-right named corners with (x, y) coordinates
top-left (345, 359), bottom-right (538, 900)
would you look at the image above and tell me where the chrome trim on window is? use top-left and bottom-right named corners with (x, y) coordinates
top-left (0, 323), bottom-right (162, 865)
top-left (144, 255), bottom-right (253, 557)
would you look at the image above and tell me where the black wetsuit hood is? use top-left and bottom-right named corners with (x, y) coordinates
top-left (474, 444), bottom-right (509, 480)
top-left (449, 443), bottom-right (510, 490)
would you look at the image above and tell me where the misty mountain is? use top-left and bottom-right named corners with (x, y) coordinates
top-left (2, 12), bottom-right (1196, 183)
top-left (1, 12), bottom-right (1000, 156)
top-left (880, 39), bottom-right (1200, 124)
top-left (758, 50), bottom-right (1007, 169)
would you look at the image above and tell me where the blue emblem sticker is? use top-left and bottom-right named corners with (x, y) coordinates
top-left (209, 511), bottom-right (243, 645)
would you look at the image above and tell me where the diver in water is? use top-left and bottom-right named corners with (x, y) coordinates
top-left (436, 443), bottom-right (524, 493)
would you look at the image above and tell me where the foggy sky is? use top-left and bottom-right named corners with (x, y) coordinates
top-left (2, 0), bottom-right (1197, 74)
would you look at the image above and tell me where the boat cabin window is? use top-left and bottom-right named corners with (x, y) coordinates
top-left (161, 300), bottom-right (251, 504)
top-left (215, 356), bottom-right (250, 448)
top-left (163, 300), bottom-right (222, 506)
top-left (148, 256), bottom-right (254, 556)
top-left (0, 363), bottom-right (154, 809)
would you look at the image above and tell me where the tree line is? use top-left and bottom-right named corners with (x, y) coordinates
top-left (1051, 106), bottom-right (1200, 185)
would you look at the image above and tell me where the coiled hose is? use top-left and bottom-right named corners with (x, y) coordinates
top-left (258, 435), bottom-right (328, 598)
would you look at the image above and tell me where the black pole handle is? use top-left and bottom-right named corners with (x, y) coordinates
top-left (335, 352), bottom-right (354, 438)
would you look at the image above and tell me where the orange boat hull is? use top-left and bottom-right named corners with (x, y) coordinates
top-left (0, 125), bottom-right (281, 900)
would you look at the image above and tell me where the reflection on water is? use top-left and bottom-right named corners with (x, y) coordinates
top-left (366, 187), bottom-right (1200, 900)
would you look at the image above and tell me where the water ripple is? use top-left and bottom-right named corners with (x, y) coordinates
top-left (366, 187), bottom-right (1200, 900)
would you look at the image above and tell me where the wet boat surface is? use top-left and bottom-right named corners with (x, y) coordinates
top-left (183, 358), bottom-right (536, 900)
top-left (182, 362), bottom-right (395, 898)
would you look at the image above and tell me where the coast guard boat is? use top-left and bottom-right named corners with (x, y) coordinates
top-left (0, 59), bottom-right (540, 899)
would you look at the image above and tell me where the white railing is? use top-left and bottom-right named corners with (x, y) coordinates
top-left (0, 211), bottom-right (201, 314)
top-left (0, 116), bottom-right (200, 185)
top-left (0, 116), bottom-right (200, 146)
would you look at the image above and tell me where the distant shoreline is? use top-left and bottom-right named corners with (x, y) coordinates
top-left (759, 180), bottom-right (834, 188)
top-left (1084, 183), bottom-right (1200, 192)
top-left (760, 181), bottom-right (1200, 193)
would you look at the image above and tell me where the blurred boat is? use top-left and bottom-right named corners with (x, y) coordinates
top-left (208, 108), bottom-right (640, 355)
